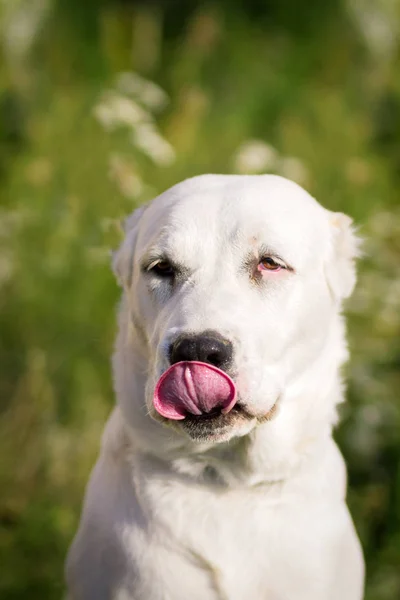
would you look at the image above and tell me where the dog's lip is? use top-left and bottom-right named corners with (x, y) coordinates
top-left (181, 396), bottom-right (279, 421)
top-left (152, 395), bottom-right (279, 424)
top-left (183, 402), bottom-right (247, 422)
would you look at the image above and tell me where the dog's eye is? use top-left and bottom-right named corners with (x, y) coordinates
top-left (258, 257), bottom-right (283, 272)
top-left (148, 260), bottom-right (175, 278)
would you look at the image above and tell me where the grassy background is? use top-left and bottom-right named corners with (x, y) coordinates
top-left (0, 1), bottom-right (399, 598)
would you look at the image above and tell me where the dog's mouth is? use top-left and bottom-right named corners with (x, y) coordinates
top-left (180, 403), bottom-right (255, 440)
top-left (153, 361), bottom-right (237, 421)
top-left (152, 361), bottom-right (276, 441)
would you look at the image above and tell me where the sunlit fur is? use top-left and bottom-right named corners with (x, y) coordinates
top-left (66, 175), bottom-right (364, 600)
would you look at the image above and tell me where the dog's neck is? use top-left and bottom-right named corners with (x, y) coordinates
top-left (112, 299), bottom-right (349, 487)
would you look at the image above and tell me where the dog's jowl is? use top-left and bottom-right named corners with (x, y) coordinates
top-left (66, 175), bottom-right (365, 600)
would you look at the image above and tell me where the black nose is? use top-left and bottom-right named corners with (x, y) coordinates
top-left (169, 331), bottom-right (233, 370)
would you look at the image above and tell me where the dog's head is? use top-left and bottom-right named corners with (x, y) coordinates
top-left (112, 175), bottom-right (358, 449)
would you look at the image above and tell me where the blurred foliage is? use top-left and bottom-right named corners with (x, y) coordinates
top-left (0, 0), bottom-right (399, 598)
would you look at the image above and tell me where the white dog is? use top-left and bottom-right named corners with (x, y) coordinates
top-left (66, 175), bottom-right (365, 600)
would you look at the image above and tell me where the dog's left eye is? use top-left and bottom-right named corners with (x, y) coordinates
top-left (258, 257), bottom-right (283, 272)
top-left (148, 259), bottom-right (175, 278)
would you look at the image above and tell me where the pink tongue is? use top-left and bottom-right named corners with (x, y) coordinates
top-left (154, 361), bottom-right (237, 420)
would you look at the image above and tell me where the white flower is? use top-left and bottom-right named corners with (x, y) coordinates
top-left (108, 155), bottom-right (144, 198)
top-left (348, 0), bottom-right (399, 60)
top-left (278, 157), bottom-right (309, 186)
top-left (234, 140), bottom-right (278, 174)
top-left (1, 0), bottom-right (49, 61)
top-left (133, 124), bottom-right (175, 166)
top-left (93, 92), bottom-right (151, 131)
top-left (116, 72), bottom-right (169, 112)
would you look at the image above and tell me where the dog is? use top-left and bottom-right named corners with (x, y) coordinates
top-left (66, 174), bottom-right (365, 599)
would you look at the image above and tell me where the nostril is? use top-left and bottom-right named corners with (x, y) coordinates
top-left (206, 352), bottom-right (223, 367)
top-left (169, 337), bottom-right (197, 364)
top-left (200, 338), bottom-right (233, 369)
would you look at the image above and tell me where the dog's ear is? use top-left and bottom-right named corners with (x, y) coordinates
top-left (112, 205), bottom-right (147, 288)
top-left (324, 212), bottom-right (361, 301)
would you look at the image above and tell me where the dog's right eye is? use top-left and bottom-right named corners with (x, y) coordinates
top-left (148, 259), bottom-right (175, 278)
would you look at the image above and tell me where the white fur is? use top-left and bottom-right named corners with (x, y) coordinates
top-left (66, 175), bottom-right (365, 600)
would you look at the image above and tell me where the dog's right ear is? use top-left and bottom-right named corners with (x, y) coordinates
top-left (112, 205), bottom-right (147, 288)
top-left (324, 211), bottom-right (361, 302)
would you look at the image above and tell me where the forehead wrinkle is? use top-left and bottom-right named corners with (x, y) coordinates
top-left (167, 200), bottom-right (226, 261)
top-left (234, 210), bottom-right (324, 270)
top-left (213, 201), bottom-right (297, 270)
top-left (140, 222), bottom-right (218, 273)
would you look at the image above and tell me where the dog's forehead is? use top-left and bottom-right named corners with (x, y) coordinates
top-left (138, 175), bottom-right (330, 265)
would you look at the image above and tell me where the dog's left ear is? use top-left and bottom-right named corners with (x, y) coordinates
top-left (324, 212), bottom-right (361, 301)
top-left (112, 205), bottom-right (147, 289)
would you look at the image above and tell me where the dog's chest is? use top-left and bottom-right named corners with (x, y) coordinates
top-left (131, 472), bottom-right (343, 600)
